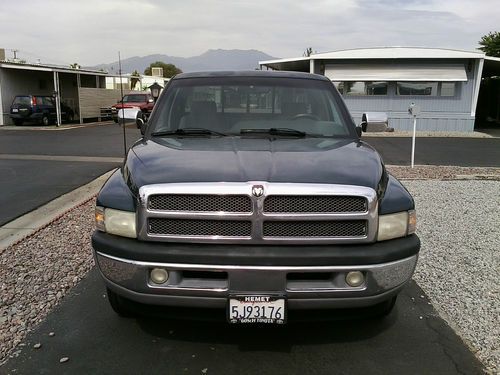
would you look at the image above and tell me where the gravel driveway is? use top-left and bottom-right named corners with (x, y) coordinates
top-left (403, 180), bottom-right (500, 374)
top-left (0, 170), bottom-right (498, 372)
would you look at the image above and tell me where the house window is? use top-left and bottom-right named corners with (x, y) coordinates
top-left (366, 82), bottom-right (388, 95)
top-left (336, 82), bottom-right (388, 96)
top-left (440, 82), bottom-right (456, 97)
top-left (397, 82), bottom-right (438, 96)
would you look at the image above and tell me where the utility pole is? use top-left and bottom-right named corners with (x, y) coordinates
top-left (12, 49), bottom-right (18, 60)
top-left (118, 52), bottom-right (127, 160)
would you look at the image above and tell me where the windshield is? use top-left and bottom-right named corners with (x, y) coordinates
top-left (122, 94), bottom-right (147, 103)
top-left (150, 77), bottom-right (353, 137)
top-left (13, 96), bottom-right (31, 105)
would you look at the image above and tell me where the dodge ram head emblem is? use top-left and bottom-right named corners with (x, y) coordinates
top-left (252, 185), bottom-right (264, 197)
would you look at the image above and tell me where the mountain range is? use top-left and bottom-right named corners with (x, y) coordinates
top-left (88, 49), bottom-right (278, 74)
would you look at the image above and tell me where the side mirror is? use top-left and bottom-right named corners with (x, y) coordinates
top-left (137, 118), bottom-right (147, 135)
top-left (359, 120), bottom-right (368, 132)
top-left (356, 127), bottom-right (362, 138)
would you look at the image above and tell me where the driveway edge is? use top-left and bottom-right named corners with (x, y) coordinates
top-left (0, 169), bottom-right (115, 252)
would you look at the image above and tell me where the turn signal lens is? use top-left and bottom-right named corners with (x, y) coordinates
top-left (95, 206), bottom-right (105, 232)
top-left (408, 210), bottom-right (417, 235)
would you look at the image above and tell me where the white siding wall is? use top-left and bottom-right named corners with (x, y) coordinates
top-left (327, 58), bottom-right (478, 132)
top-left (78, 87), bottom-right (122, 118)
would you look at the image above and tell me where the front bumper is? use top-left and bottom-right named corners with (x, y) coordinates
top-left (93, 232), bottom-right (419, 310)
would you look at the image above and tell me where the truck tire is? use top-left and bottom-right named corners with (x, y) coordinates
top-left (106, 288), bottom-right (135, 318)
top-left (41, 115), bottom-right (49, 126)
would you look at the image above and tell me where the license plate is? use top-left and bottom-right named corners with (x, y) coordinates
top-left (228, 295), bottom-right (286, 324)
top-left (12, 108), bottom-right (18, 113)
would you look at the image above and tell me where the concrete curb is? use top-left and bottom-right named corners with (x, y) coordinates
top-left (0, 121), bottom-right (115, 131)
top-left (0, 169), bottom-right (115, 251)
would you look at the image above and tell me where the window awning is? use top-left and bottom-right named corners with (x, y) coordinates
top-left (324, 64), bottom-right (467, 81)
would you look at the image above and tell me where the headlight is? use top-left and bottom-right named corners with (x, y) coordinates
top-left (377, 210), bottom-right (416, 241)
top-left (95, 206), bottom-right (137, 238)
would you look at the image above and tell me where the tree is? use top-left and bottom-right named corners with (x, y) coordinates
top-left (70, 63), bottom-right (80, 69)
top-left (478, 31), bottom-right (500, 57)
top-left (144, 61), bottom-right (182, 78)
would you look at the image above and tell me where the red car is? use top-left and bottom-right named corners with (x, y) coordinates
top-left (111, 93), bottom-right (155, 123)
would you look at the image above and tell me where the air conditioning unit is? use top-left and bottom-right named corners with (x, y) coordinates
top-left (151, 67), bottom-right (163, 77)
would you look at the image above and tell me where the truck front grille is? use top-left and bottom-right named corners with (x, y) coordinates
top-left (138, 182), bottom-right (378, 244)
top-left (264, 195), bottom-right (367, 213)
top-left (148, 218), bottom-right (252, 237)
top-left (149, 194), bottom-right (252, 213)
top-left (263, 220), bottom-right (367, 237)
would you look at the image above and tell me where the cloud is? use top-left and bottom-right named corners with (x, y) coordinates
top-left (0, 0), bottom-right (498, 65)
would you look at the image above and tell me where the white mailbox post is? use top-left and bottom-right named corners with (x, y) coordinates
top-left (408, 103), bottom-right (421, 168)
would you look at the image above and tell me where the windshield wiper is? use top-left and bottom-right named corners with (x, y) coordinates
top-left (151, 128), bottom-right (227, 137)
top-left (240, 128), bottom-right (307, 137)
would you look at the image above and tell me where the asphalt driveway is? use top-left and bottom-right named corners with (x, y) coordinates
top-left (1, 269), bottom-right (484, 375)
top-left (0, 124), bottom-right (141, 225)
top-left (364, 136), bottom-right (500, 167)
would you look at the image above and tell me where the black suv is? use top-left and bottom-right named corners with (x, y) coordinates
top-left (10, 95), bottom-right (75, 126)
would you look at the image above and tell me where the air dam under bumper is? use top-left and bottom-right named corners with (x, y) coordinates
top-left (95, 252), bottom-right (418, 310)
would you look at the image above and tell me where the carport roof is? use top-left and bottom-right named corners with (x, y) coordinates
top-left (260, 47), bottom-right (487, 71)
top-left (0, 60), bottom-right (111, 76)
top-left (308, 47), bottom-right (485, 60)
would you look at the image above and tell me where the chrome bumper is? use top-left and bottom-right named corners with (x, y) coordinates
top-left (95, 252), bottom-right (418, 309)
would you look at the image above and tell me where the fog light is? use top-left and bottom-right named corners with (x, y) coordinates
top-left (346, 271), bottom-right (364, 287)
top-left (150, 268), bottom-right (169, 284)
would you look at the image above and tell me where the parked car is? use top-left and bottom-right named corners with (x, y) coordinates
top-left (111, 93), bottom-right (154, 123)
top-left (10, 95), bottom-right (74, 126)
top-left (92, 71), bottom-right (420, 324)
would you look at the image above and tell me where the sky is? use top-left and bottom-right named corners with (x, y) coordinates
top-left (0, 0), bottom-right (498, 66)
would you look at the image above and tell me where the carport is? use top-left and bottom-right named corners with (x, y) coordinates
top-left (0, 61), bottom-right (122, 126)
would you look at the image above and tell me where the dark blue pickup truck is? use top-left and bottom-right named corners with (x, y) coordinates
top-left (92, 71), bottom-right (419, 324)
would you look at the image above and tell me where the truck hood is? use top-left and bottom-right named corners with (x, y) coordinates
top-left (125, 137), bottom-right (385, 193)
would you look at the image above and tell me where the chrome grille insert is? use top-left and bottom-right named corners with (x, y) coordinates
top-left (138, 182), bottom-right (378, 244)
top-left (149, 194), bottom-right (252, 213)
top-left (148, 218), bottom-right (252, 237)
top-left (263, 220), bottom-right (367, 237)
top-left (264, 195), bottom-right (367, 213)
